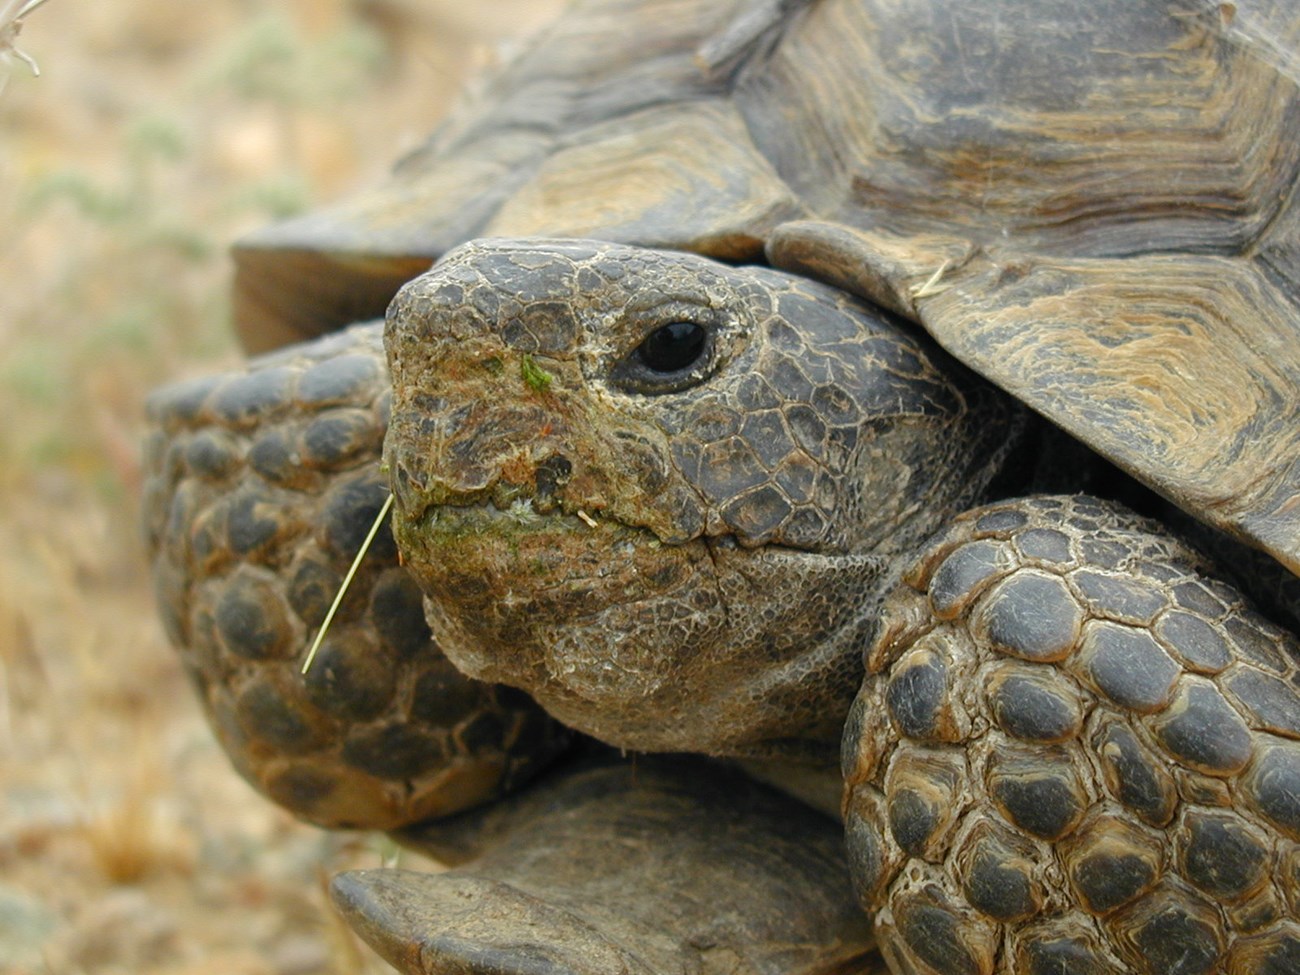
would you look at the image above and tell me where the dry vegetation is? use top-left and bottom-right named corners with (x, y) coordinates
top-left (0, 1), bottom-right (560, 971)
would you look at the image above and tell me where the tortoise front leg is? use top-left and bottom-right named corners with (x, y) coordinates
top-left (143, 322), bottom-right (568, 830)
top-left (333, 752), bottom-right (882, 975)
top-left (843, 496), bottom-right (1300, 975)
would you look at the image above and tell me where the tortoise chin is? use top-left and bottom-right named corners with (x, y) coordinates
top-left (394, 497), bottom-right (887, 762)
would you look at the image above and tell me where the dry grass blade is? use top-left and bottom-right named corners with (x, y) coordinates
top-left (909, 259), bottom-right (952, 299)
top-left (0, 0), bottom-right (51, 84)
top-left (301, 490), bottom-right (393, 675)
top-left (78, 729), bottom-right (194, 884)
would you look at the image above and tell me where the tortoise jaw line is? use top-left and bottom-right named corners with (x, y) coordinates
top-left (386, 447), bottom-right (704, 550)
top-left (390, 492), bottom-right (669, 608)
top-left (400, 494), bottom-right (630, 541)
top-left (390, 495), bottom-right (707, 711)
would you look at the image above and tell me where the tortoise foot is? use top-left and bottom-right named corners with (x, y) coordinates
top-left (844, 495), bottom-right (1300, 975)
top-left (332, 754), bottom-right (880, 975)
top-left (142, 323), bottom-right (567, 829)
top-left (333, 871), bottom-right (687, 975)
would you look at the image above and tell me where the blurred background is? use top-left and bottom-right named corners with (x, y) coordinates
top-left (0, 1), bottom-right (561, 971)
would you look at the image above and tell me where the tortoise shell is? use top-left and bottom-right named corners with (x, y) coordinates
top-left (232, 0), bottom-right (1300, 578)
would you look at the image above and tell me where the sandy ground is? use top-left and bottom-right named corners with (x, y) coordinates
top-left (0, 2), bottom-right (559, 971)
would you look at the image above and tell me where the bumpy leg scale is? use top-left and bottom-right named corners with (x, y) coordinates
top-left (843, 495), bottom-right (1300, 975)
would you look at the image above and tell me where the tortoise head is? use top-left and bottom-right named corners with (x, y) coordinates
top-left (383, 238), bottom-right (1023, 761)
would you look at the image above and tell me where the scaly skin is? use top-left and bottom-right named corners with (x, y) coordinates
top-left (143, 324), bottom-right (568, 830)
top-left (845, 496), bottom-right (1300, 974)
top-left (146, 239), bottom-right (1300, 974)
top-left (383, 239), bottom-right (1026, 763)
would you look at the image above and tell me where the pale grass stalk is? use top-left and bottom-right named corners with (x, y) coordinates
top-left (0, 0), bottom-right (51, 93)
top-left (301, 490), bottom-right (393, 675)
top-left (909, 259), bottom-right (952, 299)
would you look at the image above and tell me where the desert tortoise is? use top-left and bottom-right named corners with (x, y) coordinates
top-left (145, 0), bottom-right (1300, 972)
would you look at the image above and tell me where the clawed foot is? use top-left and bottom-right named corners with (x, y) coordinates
top-left (845, 495), bottom-right (1300, 975)
top-left (333, 753), bottom-right (879, 975)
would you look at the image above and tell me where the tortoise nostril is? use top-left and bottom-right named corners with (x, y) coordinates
top-left (536, 454), bottom-right (573, 498)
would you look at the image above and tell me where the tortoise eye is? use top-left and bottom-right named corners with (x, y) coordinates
top-left (636, 322), bottom-right (707, 374)
top-left (611, 316), bottom-right (717, 395)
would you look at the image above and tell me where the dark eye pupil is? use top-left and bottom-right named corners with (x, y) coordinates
top-left (637, 322), bottom-right (707, 374)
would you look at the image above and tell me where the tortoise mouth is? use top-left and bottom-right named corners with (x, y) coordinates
top-left (390, 491), bottom-right (880, 763)
top-left (407, 494), bottom-right (632, 544)
top-left (389, 485), bottom-right (669, 591)
top-left (392, 495), bottom-right (728, 727)
top-left (391, 493), bottom-right (686, 629)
